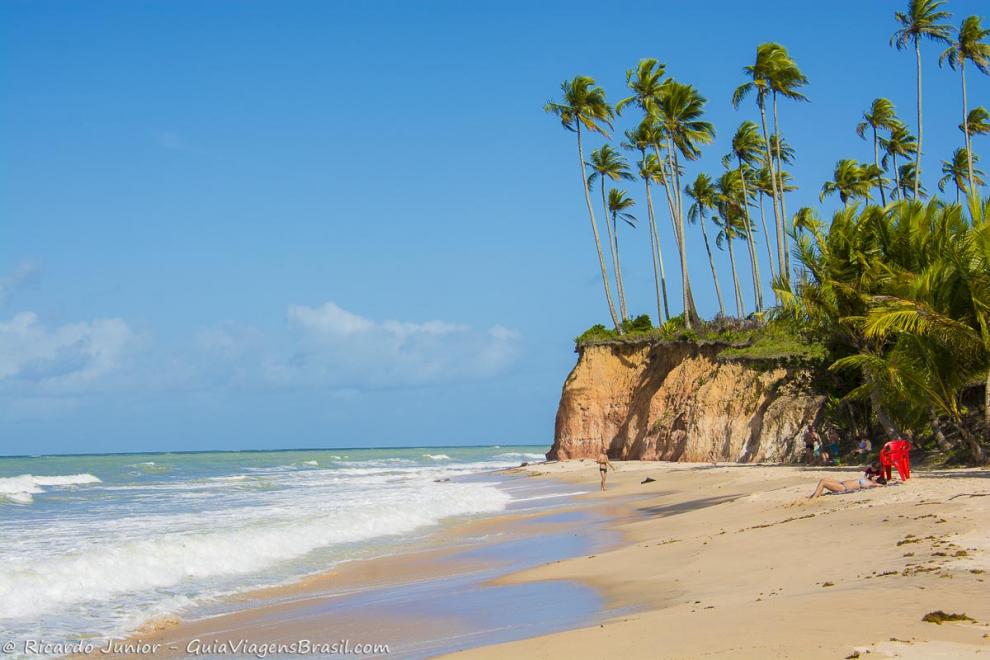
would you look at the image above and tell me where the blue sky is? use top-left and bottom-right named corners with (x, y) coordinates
top-left (2, 0), bottom-right (988, 455)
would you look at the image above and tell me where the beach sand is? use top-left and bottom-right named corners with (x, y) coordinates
top-left (449, 460), bottom-right (990, 659)
top-left (121, 461), bottom-right (990, 659)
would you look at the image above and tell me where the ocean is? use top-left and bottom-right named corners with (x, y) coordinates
top-left (0, 445), bottom-right (549, 644)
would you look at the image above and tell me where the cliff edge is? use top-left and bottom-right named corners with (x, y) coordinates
top-left (547, 341), bottom-right (824, 463)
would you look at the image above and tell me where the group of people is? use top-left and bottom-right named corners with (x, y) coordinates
top-left (802, 425), bottom-right (874, 466)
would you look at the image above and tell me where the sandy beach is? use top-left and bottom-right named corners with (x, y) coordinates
top-left (112, 459), bottom-right (990, 659)
top-left (451, 460), bottom-right (990, 659)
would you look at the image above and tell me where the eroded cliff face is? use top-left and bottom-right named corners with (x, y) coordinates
top-left (547, 341), bottom-right (824, 463)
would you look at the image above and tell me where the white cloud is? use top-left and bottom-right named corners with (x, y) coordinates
top-left (274, 302), bottom-right (520, 388)
top-left (0, 312), bottom-right (139, 389)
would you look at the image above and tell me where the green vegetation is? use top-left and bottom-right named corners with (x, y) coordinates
top-left (549, 1), bottom-right (990, 463)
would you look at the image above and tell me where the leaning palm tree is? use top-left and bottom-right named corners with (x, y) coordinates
top-left (940, 16), bottom-right (990, 195)
top-left (607, 188), bottom-right (638, 320)
top-left (891, 0), bottom-right (953, 198)
top-left (622, 125), bottom-right (671, 322)
top-left (685, 173), bottom-right (726, 316)
top-left (545, 77), bottom-right (622, 331)
top-left (881, 121), bottom-right (919, 199)
top-left (856, 98), bottom-right (898, 204)
top-left (587, 145), bottom-right (635, 319)
top-left (939, 148), bottom-right (985, 203)
top-left (653, 79), bottom-right (715, 329)
top-left (820, 159), bottom-right (874, 207)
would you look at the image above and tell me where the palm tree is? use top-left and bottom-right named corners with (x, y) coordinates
top-left (587, 145), bottom-right (635, 319)
top-left (820, 160), bottom-right (874, 207)
top-left (898, 162), bottom-right (927, 199)
top-left (623, 126), bottom-right (671, 322)
top-left (714, 172), bottom-right (750, 317)
top-left (963, 106), bottom-right (990, 138)
top-left (724, 121), bottom-right (770, 307)
top-left (616, 58), bottom-right (667, 116)
top-left (607, 188), bottom-right (638, 320)
top-left (545, 77), bottom-right (622, 332)
top-left (654, 79), bottom-right (715, 329)
top-left (766, 46), bottom-right (808, 281)
top-left (685, 173), bottom-right (726, 316)
top-left (941, 16), bottom-right (990, 196)
top-left (856, 98), bottom-right (898, 204)
top-left (881, 121), bottom-right (919, 199)
top-left (891, 0), bottom-right (953, 198)
top-left (939, 148), bottom-right (985, 202)
top-left (734, 44), bottom-right (786, 288)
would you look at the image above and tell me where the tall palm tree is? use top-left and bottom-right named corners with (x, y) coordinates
top-left (654, 79), bottom-right (715, 329)
top-left (939, 147), bottom-right (985, 202)
top-left (881, 121), bottom-right (919, 199)
top-left (607, 188), bottom-right (638, 320)
top-left (545, 77), bottom-right (622, 331)
top-left (616, 58), bottom-right (667, 116)
top-left (622, 126), bottom-right (671, 322)
top-left (820, 159), bottom-right (874, 207)
top-left (856, 98), bottom-right (898, 204)
top-left (714, 173), bottom-right (750, 317)
top-left (734, 43), bottom-right (801, 289)
top-left (940, 16), bottom-right (990, 195)
top-left (766, 46), bottom-right (808, 281)
top-left (891, 0), bottom-right (953, 198)
top-left (587, 145), bottom-right (635, 319)
top-left (685, 173), bottom-right (726, 316)
top-left (723, 122), bottom-right (767, 309)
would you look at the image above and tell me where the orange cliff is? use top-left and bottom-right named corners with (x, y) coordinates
top-left (547, 341), bottom-right (825, 462)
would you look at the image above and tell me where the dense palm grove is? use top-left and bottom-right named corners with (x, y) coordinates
top-left (545, 0), bottom-right (990, 463)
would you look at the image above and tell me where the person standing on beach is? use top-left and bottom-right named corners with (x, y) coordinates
top-left (596, 449), bottom-right (614, 492)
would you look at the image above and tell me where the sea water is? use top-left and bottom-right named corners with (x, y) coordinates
top-left (0, 446), bottom-right (548, 643)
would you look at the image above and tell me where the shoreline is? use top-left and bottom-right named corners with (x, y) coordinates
top-left (453, 460), bottom-right (990, 659)
top-left (97, 459), bottom-right (990, 658)
top-left (113, 470), bottom-right (635, 658)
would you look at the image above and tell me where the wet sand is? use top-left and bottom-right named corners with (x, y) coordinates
top-left (123, 473), bottom-right (637, 658)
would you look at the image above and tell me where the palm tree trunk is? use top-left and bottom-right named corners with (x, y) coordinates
top-left (727, 234), bottom-right (743, 317)
top-left (736, 161), bottom-right (763, 312)
top-left (757, 192), bottom-right (777, 283)
top-left (613, 215), bottom-right (630, 320)
top-left (868, 383), bottom-right (900, 440)
top-left (644, 177), bottom-right (670, 323)
top-left (576, 125), bottom-right (622, 332)
top-left (600, 183), bottom-right (626, 321)
top-left (772, 93), bottom-right (792, 281)
top-left (962, 60), bottom-right (975, 196)
top-left (873, 126), bottom-right (887, 205)
top-left (953, 420), bottom-right (986, 464)
top-left (893, 153), bottom-right (901, 199)
top-left (698, 208), bottom-right (726, 316)
top-left (669, 145), bottom-right (698, 328)
top-left (914, 38), bottom-right (923, 199)
top-left (759, 99), bottom-right (786, 289)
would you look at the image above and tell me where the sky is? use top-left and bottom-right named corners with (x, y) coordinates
top-left (2, 0), bottom-right (988, 456)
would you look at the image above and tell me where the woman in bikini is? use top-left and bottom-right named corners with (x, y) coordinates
top-left (808, 472), bottom-right (886, 498)
top-left (596, 450), bottom-right (614, 492)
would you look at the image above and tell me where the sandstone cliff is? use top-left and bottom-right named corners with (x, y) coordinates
top-left (547, 341), bottom-right (825, 463)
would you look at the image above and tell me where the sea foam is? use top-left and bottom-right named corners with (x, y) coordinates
top-left (0, 474), bottom-right (102, 505)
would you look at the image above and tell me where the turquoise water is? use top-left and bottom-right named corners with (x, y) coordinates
top-left (0, 445), bottom-right (548, 643)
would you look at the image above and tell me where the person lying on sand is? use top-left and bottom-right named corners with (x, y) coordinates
top-left (808, 473), bottom-right (886, 498)
top-left (596, 450), bottom-right (614, 492)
